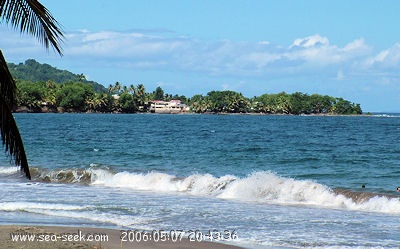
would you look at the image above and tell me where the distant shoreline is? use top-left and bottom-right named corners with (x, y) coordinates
top-left (13, 106), bottom-right (378, 117)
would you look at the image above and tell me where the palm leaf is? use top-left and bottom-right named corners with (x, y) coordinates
top-left (0, 50), bottom-right (30, 179)
top-left (0, 0), bottom-right (64, 180)
top-left (0, 0), bottom-right (64, 55)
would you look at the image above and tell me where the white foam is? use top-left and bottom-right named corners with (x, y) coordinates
top-left (0, 201), bottom-right (150, 227)
top-left (372, 113), bottom-right (400, 118)
top-left (0, 166), bottom-right (19, 175)
top-left (91, 170), bottom-right (236, 194)
top-left (90, 170), bottom-right (400, 214)
top-left (35, 209), bottom-right (150, 228)
top-left (0, 201), bottom-right (87, 212)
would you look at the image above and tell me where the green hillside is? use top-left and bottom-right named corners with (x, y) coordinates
top-left (8, 59), bottom-right (106, 92)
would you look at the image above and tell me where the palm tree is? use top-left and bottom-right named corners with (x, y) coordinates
top-left (0, 0), bottom-right (64, 179)
top-left (135, 84), bottom-right (146, 109)
top-left (108, 84), bottom-right (115, 94)
top-left (114, 82), bottom-right (122, 95)
top-left (128, 84), bottom-right (135, 94)
top-left (77, 73), bottom-right (86, 81)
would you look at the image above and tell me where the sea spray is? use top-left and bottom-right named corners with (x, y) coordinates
top-left (3, 166), bottom-right (400, 214)
top-left (89, 169), bottom-right (400, 214)
top-left (0, 166), bottom-right (22, 175)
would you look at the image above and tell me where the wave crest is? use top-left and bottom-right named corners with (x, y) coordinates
top-left (30, 167), bottom-right (92, 184)
top-left (4, 166), bottom-right (400, 214)
top-left (91, 170), bottom-right (400, 213)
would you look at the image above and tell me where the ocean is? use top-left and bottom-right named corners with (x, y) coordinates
top-left (0, 113), bottom-right (400, 248)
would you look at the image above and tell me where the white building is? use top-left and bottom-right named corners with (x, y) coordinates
top-left (149, 100), bottom-right (190, 113)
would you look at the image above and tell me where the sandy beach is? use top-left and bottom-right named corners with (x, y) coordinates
top-left (1, 225), bottom-right (244, 249)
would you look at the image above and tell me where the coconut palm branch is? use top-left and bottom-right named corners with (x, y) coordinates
top-left (0, 50), bottom-right (30, 179)
top-left (0, 0), bottom-right (64, 179)
top-left (0, 0), bottom-right (64, 55)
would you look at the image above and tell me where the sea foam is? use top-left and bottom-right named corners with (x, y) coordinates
top-left (90, 170), bottom-right (400, 214)
top-left (5, 165), bottom-right (400, 214)
top-left (0, 201), bottom-right (148, 227)
top-left (0, 166), bottom-right (19, 175)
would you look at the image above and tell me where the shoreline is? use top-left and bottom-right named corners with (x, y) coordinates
top-left (1, 225), bottom-right (246, 249)
top-left (12, 109), bottom-right (386, 117)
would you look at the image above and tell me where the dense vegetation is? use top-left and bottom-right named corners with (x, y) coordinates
top-left (8, 59), bottom-right (106, 92)
top-left (11, 59), bottom-right (362, 115)
top-left (190, 91), bottom-right (362, 115)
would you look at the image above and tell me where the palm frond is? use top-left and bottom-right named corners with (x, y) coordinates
top-left (0, 0), bottom-right (64, 55)
top-left (0, 50), bottom-right (30, 179)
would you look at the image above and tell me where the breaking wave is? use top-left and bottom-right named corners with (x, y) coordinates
top-left (30, 167), bottom-right (93, 184)
top-left (333, 188), bottom-right (398, 204)
top-left (2, 167), bottom-right (400, 214)
top-left (0, 166), bottom-right (23, 175)
top-left (372, 113), bottom-right (400, 118)
top-left (91, 170), bottom-right (400, 214)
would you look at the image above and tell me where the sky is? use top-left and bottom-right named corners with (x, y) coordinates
top-left (1, 0), bottom-right (400, 112)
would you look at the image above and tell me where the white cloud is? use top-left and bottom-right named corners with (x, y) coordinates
top-left (286, 36), bottom-right (371, 67)
top-left (51, 30), bottom-right (371, 75)
top-left (366, 43), bottom-right (400, 68)
top-left (1, 27), bottom-right (400, 84)
top-left (291, 34), bottom-right (330, 48)
top-left (4, 26), bottom-right (400, 111)
top-left (343, 38), bottom-right (368, 52)
top-left (65, 30), bottom-right (187, 59)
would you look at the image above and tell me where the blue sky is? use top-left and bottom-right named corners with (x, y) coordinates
top-left (1, 0), bottom-right (400, 112)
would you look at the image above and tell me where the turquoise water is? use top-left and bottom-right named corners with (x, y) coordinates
top-left (17, 113), bottom-right (400, 191)
top-left (0, 113), bottom-right (400, 248)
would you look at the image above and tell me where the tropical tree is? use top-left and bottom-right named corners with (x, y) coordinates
top-left (114, 82), bottom-right (122, 94)
top-left (309, 94), bottom-right (334, 114)
top-left (188, 94), bottom-right (205, 113)
top-left (290, 92), bottom-right (310, 115)
top-left (108, 84), bottom-right (114, 94)
top-left (135, 83), bottom-right (147, 111)
top-left (86, 92), bottom-right (111, 113)
top-left (43, 80), bottom-right (58, 108)
top-left (0, 0), bottom-right (64, 179)
top-left (224, 91), bottom-right (249, 113)
top-left (119, 92), bottom-right (137, 113)
top-left (153, 86), bottom-right (164, 100)
top-left (16, 80), bottom-right (48, 111)
top-left (128, 84), bottom-right (135, 94)
top-left (56, 82), bottom-right (94, 112)
top-left (77, 73), bottom-right (86, 81)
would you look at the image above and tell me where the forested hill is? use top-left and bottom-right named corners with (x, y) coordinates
top-left (7, 59), bottom-right (106, 92)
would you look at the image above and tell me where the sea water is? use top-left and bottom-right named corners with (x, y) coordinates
top-left (0, 113), bottom-right (399, 248)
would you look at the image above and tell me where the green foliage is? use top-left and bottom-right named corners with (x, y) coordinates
top-left (253, 92), bottom-right (361, 115)
top-left (332, 98), bottom-right (362, 115)
top-left (86, 92), bottom-right (112, 113)
top-left (153, 86), bottom-right (165, 100)
top-left (8, 59), bottom-right (106, 92)
top-left (118, 92), bottom-right (137, 113)
top-left (55, 82), bottom-right (94, 111)
top-left (201, 90), bottom-right (247, 113)
top-left (0, 0), bottom-right (65, 179)
top-left (187, 90), bottom-right (362, 115)
top-left (308, 94), bottom-right (334, 114)
top-left (188, 94), bottom-right (208, 113)
top-left (134, 84), bottom-right (147, 111)
top-left (12, 61), bottom-right (363, 115)
top-left (16, 80), bottom-right (47, 109)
